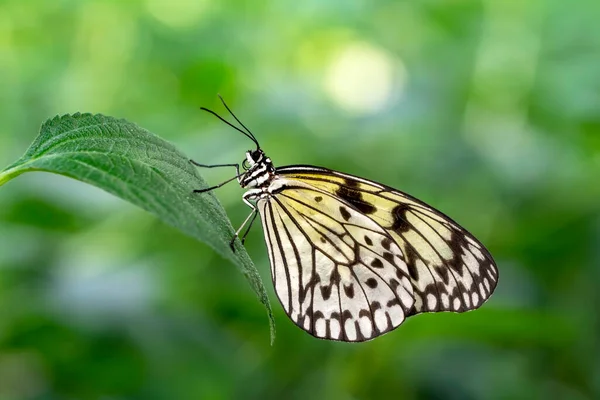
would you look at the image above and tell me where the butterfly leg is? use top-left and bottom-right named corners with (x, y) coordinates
top-left (193, 174), bottom-right (244, 194)
top-left (229, 191), bottom-right (261, 251)
top-left (189, 160), bottom-right (240, 176)
top-left (190, 160), bottom-right (243, 193)
top-left (230, 209), bottom-right (258, 251)
top-left (239, 211), bottom-right (258, 245)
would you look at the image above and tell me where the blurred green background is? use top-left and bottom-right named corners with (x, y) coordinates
top-left (1, 0), bottom-right (599, 399)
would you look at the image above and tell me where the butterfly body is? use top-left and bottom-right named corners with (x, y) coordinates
top-left (239, 149), bottom-right (274, 190)
top-left (194, 98), bottom-right (498, 342)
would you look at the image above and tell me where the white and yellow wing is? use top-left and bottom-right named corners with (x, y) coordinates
top-left (257, 179), bottom-right (415, 342)
top-left (276, 166), bottom-right (498, 317)
top-left (257, 166), bottom-right (498, 341)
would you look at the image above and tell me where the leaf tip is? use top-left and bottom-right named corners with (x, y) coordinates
top-left (269, 314), bottom-right (276, 346)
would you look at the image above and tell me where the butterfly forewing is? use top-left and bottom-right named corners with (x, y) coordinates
top-left (273, 166), bottom-right (498, 317)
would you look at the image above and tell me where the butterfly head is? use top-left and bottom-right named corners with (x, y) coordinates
top-left (240, 148), bottom-right (274, 189)
top-left (199, 96), bottom-right (275, 189)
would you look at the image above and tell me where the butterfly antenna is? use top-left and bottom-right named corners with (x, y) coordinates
top-left (218, 94), bottom-right (260, 150)
top-left (199, 106), bottom-right (260, 149)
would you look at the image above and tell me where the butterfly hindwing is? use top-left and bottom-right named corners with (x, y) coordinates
top-left (258, 180), bottom-right (414, 341)
top-left (274, 166), bottom-right (498, 317)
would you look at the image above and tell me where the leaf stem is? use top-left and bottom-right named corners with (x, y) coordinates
top-left (0, 166), bottom-right (25, 187)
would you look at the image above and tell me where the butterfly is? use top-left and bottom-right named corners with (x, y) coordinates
top-left (191, 96), bottom-right (498, 342)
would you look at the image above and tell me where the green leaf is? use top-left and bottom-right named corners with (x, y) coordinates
top-left (0, 113), bottom-right (275, 343)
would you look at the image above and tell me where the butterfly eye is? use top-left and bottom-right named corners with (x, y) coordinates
top-left (251, 150), bottom-right (261, 162)
top-left (242, 159), bottom-right (250, 170)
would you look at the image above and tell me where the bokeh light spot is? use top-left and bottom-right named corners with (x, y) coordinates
top-left (145, 0), bottom-right (210, 28)
top-left (324, 42), bottom-right (404, 115)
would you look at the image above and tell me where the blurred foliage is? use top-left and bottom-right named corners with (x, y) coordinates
top-left (0, 0), bottom-right (599, 399)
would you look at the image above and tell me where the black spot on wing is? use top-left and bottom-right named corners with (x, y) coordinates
top-left (366, 278), bottom-right (378, 288)
top-left (315, 196), bottom-right (323, 202)
top-left (390, 204), bottom-right (411, 233)
top-left (364, 236), bottom-right (373, 246)
top-left (370, 258), bottom-right (384, 269)
top-left (382, 252), bottom-right (394, 265)
top-left (404, 245), bottom-right (420, 280)
top-left (321, 285), bottom-right (332, 300)
top-left (370, 302), bottom-right (382, 334)
top-left (339, 206), bottom-right (351, 221)
top-left (302, 274), bottom-right (320, 303)
top-left (381, 237), bottom-right (392, 250)
top-left (435, 266), bottom-right (450, 285)
top-left (320, 267), bottom-right (341, 300)
top-left (331, 268), bottom-right (341, 285)
top-left (406, 264), bottom-right (419, 281)
top-left (344, 284), bottom-right (355, 298)
top-left (387, 298), bottom-right (401, 307)
top-left (342, 310), bottom-right (353, 322)
top-left (336, 183), bottom-right (376, 215)
top-left (395, 269), bottom-right (405, 281)
top-left (447, 247), bottom-right (466, 275)
top-left (330, 312), bottom-right (341, 323)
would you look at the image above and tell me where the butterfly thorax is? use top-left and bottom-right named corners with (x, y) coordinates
top-left (239, 149), bottom-right (275, 190)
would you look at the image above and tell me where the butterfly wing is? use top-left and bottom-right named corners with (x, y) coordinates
top-left (257, 179), bottom-right (415, 341)
top-left (275, 166), bottom-right (498, 316)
